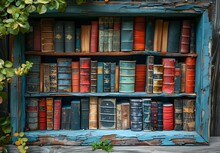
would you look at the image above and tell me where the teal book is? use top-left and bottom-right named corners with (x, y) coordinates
top-left (103, 62), bottom-right (111, 92)
top-left (97, 62), bottom-right (103, 93)
top-left (167, 21), bottom-right (181, 53)
top-left (174, 99), bottom-right (183, 131)
top-left (61, 106), bottom-right (71, 130)
top-left (174, 62), bottom-right (181, 93)
top-left (142, 98), bottom-right (151, 131)
top-left (54, 21), bottom-right (64, 52)
top-left (157, 101), bottom-right (163, 131)
top-left (121, 17), bottom-right (134, 52)
top-left (75, 28), bottom-right (81, 52)
top-left (99, 17), bottom-right (104, 52)
top-left (65, 21), bottom-right (75, 52)
top-left (81, 98), bottom-right (89, 130)
top-left (145, 17), bottom-right (155, 51)
top-left (110, 63), bottom-right (116, 92)
top-left (130, 99), bottom-right (143, 131)
top-left (71, 100), bottom-right (80, 130)
top-left (113, 17), bottom-right (120, 52)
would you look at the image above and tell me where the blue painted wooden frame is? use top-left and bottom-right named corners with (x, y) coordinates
top-left (10, 2), bottom-right (212, 145)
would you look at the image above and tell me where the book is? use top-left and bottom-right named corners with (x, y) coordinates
top-left (157, 101), bottom-right (163, 131)
top-left (135, 64), bottom-right (146, 92)
top-left (142, 98), bottom-right (151, 131)
top-left (116, 102), bottom-right (122, 129)
top-left (133, 17), bottom-right (146, 51)
top-left (185, 57), bottom-right (196, 93)
top-left (25, 21), bottom-right (34, 51)
top-left (151, 101), bottom-right (158, 131)
top-left (113, 17), bottom-right (121, 51)
top-left (130, 99), bottom-right (143, 131)
top-left (90, 21), bottom-right (98, 52)
top-left (81, 98), bottom-right (89, 130)
top-left (179, 20), bottom-right (191, 53)
top-left (145, 17), bottom-right (155, 51)
top-left (98, 17), bottom-right (104, 52)
top-left (61, 106), bottom-right (71, 130)
top-left (97, 62), bottom-right (103, 93)
top-left (162, 58), bottom-right (175, 93)
top-left (108, 29), bottom-right (113, 52)
top-left (174, 63), bottom-right (181, 93)
top-left (146, 56), bottom-right (154, 93)
top-left (153, 19), bottom-right (163, 52)
top-left (153, 65), bottom-right (163, 93)
top-left (167, 21), bottom-right (181, 53)
top-left (183, 99), bottom-right (195, 131)
top-left (103, 62), bottom-right (111, 92)
top-left (163, 103), bottom-right (174, 130)
top-left (121, 102), bottom-right (130, 129)
top-left (38, 98), bottom-right (46, 130)
top-left (54, 21), bottom-right (64, 52)
top-left (49, 63), bottom-right (57, 92)
top-left (75, 28), bottom-right (81, 52)
top-left (110, 63), bottom-right (116, 92)
top-left (174, 99), bottom-right (183, 130)
top-left (121, 17), bottom-right (134, 52)
top-left (65, 21), bottom-right (75, 52)
top-left (71, 100), bottom-right (80, 130)
top-left (46, 97), bottom-right (53, 130)
top-left (190, 22), bottom-right (196, 54)
top-left (161, 21), bottom-right (169, 52)
top-left (119, 60), bottom-right (136, 92)
top-left (89, 97), bottom-right (98, 129)
top-left (43, 63), bottom-right (50, 92)
top-left (103, 17), bottom-right (109, 52)
top-left (71, 61), bottom-right (80, 92)
top-left (91, 61), bottom-right (98, 93)
top-left (99, 98), bottom-right (116, 129)
top-left (26, 98), bottom-right (38, 130)
top-left (80, 58), bottom-right (91, 92)
top-left (53, 98), bottom-right (62, 130)
top-left (180, 63), bottom-right (186, 92)
top-left (115, 65), bottom-right (119, 92)
top-left (34, 21), bottom-right (41, 51)
top-left (41, 18), bottom-right (54, 52)
top-left (81, 25), bottom-right (91, 53)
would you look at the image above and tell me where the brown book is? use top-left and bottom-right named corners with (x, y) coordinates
top-left (81, 25), bottom-right (91, 53)
top-left (49, 63), bottom-right (57, 92)
top-left (115, 65), bottom-right (119, 92)
top-left (40, 63), bottom-right (44, 92)
top-left (153, 19), bottom-right (163, 52)
top-left (153, 65), bottom-right (163, 93)
top-left (180, 63), bottom-right (186, 92)
top-left (53, 99), bottom-right (62, 130)
top-left (34, 21), bottom-right (41, 51)
top-left (71, 62), bottom-right (79, 92)
top-left (89, 97), bottom-right (98, 129)
top-left (179, 20), bottom-right (191, 53)
top-left (161, 21), bottom-right (169, 53)
top-left (185, 57), bottom-right (196, 93)
top-left (41, 18), bottom-right (54, 52)
top-left (183, 99), bottom-right (195, 131)
top-left (121, 102), bottom-right (130, 129)
top-left (43, 63), bottom-right (50, 92)
top-left (116, 103), bottom-right (122, 129)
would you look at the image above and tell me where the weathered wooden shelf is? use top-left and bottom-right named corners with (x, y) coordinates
top-left (25, 92), bottom-right (196, 98)
top-left (25, 51), bottom-right (197, 57)
top-left (24, 130), bottom-right (208, 146)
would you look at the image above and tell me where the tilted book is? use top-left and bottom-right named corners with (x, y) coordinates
top-left (46, 97), bottom-right (53, 130)
top-left (91, 61), bottom-right (98, 93)
top-left (153, 64), bottom-right (163, 93)
top-left (65, 21), bottom-right (75, 52)
top-left (174, 99), bottom-right (183, 130)
top-left (53, 98), bottom-right (62, 130)
top-left (26, 98), bottom-right (38, 130)
top-left (41, 18), bottom-right (54, 52)
top-left (142, 98), bottom-right (151, 131)
top-left (97, 62), bottom-right (104, 93)
top-left (54, 21), bottom-right (64, 52)
top-left (75, 28), bottom-right (81, 52)
top-left (183, 99), bottom-right (195, 131)
top-left (145, 17), bottom-right (155, 51)
top-left (71, 100), bottom-right (81, 130)
top-left (185, 57), bottom-right (196, 93)
top-left (80, 58), bottom-right (91, 92)
top-left (38, 98), bottom-right (46, 130)
top-left (81, 98), bottom-right (89, 130)
top-left (113, 17), bottom-right (121, 52)
top-left (103, 62), bottom-right (111, 92)
top-left (49, 63), bottom-right (57, 92)
top-left (146, 56), bottom-right (154, 93)
top-left (90, 21), bottom-right (98, 52)
top-left (130, 99), bottom-right (143, 131)
top-left (81, 25), bottom-right (91, 53)
top-left (61, 106), bottom-right (71, 130)
top-left (133, 17), bottom-right (146, 51)
top-left (71, 61), bottom-right (80, 92)
top-left (179, 20), bottom-right (191, 54)
top-left (89, 97), bottom-right (98, 129)
top-left (153, 19), bottom-right (163, 52)
top-left (163, 103), bottom-right (174, 130)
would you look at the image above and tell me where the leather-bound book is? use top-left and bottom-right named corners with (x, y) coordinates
top-left (46, 97), bottom-right (53, 130)
top-left (34, 21), bottom-right (41, 51)
top-left (167, 21), bottom-right (181, 53)
top-left (90, 21), bottom-right (98, 52)
top-left (81, 25), bottom-right (91, 53)
top-left (183, 99), bottom-right (195, 131)
top-left (174, 63), bottom-right (181, 93)
top-left (113, 17), bottom-right (121, 52)
top-left (110, 63), bottom-right (116, 92)
top-left (174, 99), bottom-right (183, 130)
top-left (89, 97), bottom-right (98, 129)
top-left (185, 57), bottom-right (196, 93)
top-left (130, 99), bottom-right (143, 131)
top-left (189, 22), bottom-right (196, 54)
top-left (26, 21), bottom-right (34, 51)
top-left (54, 21), bottom-right (64, 52)
top-left (38, 98), bottom-right (46, 130)
top-left (43, 63), bottom-right (51, 92)
top-left (26, 98), bottom-right (38, 130)
top-left (162, 58), bottom-right (175, 93)
top-left (75, 28), bottom-right (81, 52)
top-left (121, 17), bottom-right (134, 52)
top-left (108, 17), bottom-right (114, 52)
top-left (53, 98), bottom-right (62, 130)
top-left (80, 58), bottom-right (91, 93)
top-left (157, 101), bottom-right (163, 131)
top-left (133, 17), bottom-right (146, 51)
top-left (119, 60), bottom-right (136, 92)
top-left (99, 98), bottom-right (116, 129)
top-left (161, 21), bottom-right (169, 53)
top-left (99, 17), bottom-right (104, 52)
top-left (121, 101), bottom-right (130, 129)
top-left (103, 62), bottom-right (111, 92)
top-left (61, 106), bottom-right (71, 130)
top-left (145, 17), bottom-right (155, 51)
top-left (40, 63), bottom-right (44, 92)
top-left (72, 61), bottom-right (80, 92)
top-left (116, 102), bottom-right (122, 129)
top-left (103, 17), bottom-right (109, 52)
top-left (153, 19), bottom-right (163, 52)
top-left (163, 103), bottom-right (174, 130)
top-left (81, 98), bottom-right (89, 130)
top-left (71, 100), bottom-right (80, 130)
top-left (153, 65), bottom-right (163, 93)
top-left (49, 63), bottom-right (57, 92)
top-left (65, 21), bottom-right (75, 52)
top-left (97, 62), bottom-right (103, 93)
top-left (135, 64), bottom-right (146, 92)
top-left (41, 18), bottom-right (54, 52)
top-left (151, 101), bottom-right (158, 131)
top-left (142, 98), bottom-right (151, 131)
top-left (115, 65), bottom-right (119, 92)
top-left (180, 20), bottom-right (191, 54)
top-left (180, 63), bottom-right (186, 92)
top-left (91, 61), bottom-right (98, 93)
top-left (146, 56), bottom-right (154, 93)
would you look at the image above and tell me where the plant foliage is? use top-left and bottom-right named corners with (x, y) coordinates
top-left (14, 132), bottom-right (28, 153)
top-left (0, 116), bottom-right (11, 153)
top-left (92, 139), bottom-right (113, 153)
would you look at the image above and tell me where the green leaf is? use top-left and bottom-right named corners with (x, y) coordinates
top-left (25, 0), bottom-right (33, 4)
top-left (0, 85), bottom-right (4, 91)
top-left (2, 124), bottom-right (11, 134)
top-left (4, 61), bottom-right (13, 68)
top-left (35, 0), bottom-right (51, 4)
top-left (19, 132), bottom-right (24, 137)
top-left (22, 138), bottom-right (28, 142)
top-left (0, 59), bottom-right (5, 67)
top-left (37, 4), bottom-right (47, 14)
top-left (26, 5), bottom-right (36, 13)
top-left (5, 68), bottom-right (15, 77)
top-left (0, 73), bottom-right (5, 81)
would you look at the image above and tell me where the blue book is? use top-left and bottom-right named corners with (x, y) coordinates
top-left (157, 101), bottom-right (163, 131)
top-left (75, 28), bottom-right (81, 52)
top-left (121, 17), bottom-right (134, 52)
top-left (81, 98), bottom-right (89, 130)
top-left (65, 21), bottom-right (75, 52)
top-left (61, 106), bottom-right (71, 130)
top-left (110, 63), bottom-right (116, 92)
top-left (145, 17), bottom-right (155, 51)
top-left (103, 62), bottom-right (111, 92)
top-left (174, 63), bottom-right (181, 93)
top-left (71, 100), bottom-right (80, 130)
top-left (142, 98), bottom-right (151, 131)
top-left (130, 99), bottom-right (143, 131)
top-left (97, 62), bottom-right (103, 93)
top-left (54, 21), bottom-right (64, 52)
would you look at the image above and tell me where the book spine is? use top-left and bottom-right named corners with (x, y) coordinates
top-left (98, 17), bottom-right (104, 52)
top-left (91, 61), bottom-right (98, 93)
top-left (180, 63), bottom-right (186, 93)
top-left (38, 98), bottom-right (46, 130)
top-left (41, 18), bottom-right (54, 52)
top-left (54, 21), bottom-right (64, 52)
top-left (40, 63), bottom-right (44, 92)
top-left (34, 21), bottom-right (41, 51)
top-left (26, 98), bottom-right (38, 130)
top-left (113, 17), bottom-right (121, 52)
top-left (81, 25), bottom-right (91, 53)
top-left (108, 29), bottom-right (113, 52)
top-left (161, 21), bottom-right (169, 53)
top-left (174, 63), bottom-right (181, 93)
top-left (179, 20), bottom-right (191, 54)
top-left (99, 98), bottom-right (116, 129)
top-left (43, 63), bottom-right (51, 92)
top-left (142, 98), bottom-right (151, 131)
top-left (130, 99), bottom-right (143, 131)
top-left (71, 61), bottom-right (80, 92)
top-left (145, 17), bottom-right (155, 51)
top-left (46, 97), bottom-right (53, 130)
top-left (153, 19), bottom-right (163, 52)
top-left (133, 17), bottom-right (146, 51)
top-left (81, 98), bottom-right (89, 130)
top-left (103, 62), bottom-right (111, 92)
top-left (53, 99), bottom-right (62, 130)
top-left (26, 21), bottom-right (34, 51)
top-left (103, 17), bottom-right (109, 52)
top-left (157, 101), bottom-right (163, 131)
top-left (185, 57), bottom-right (196, 93)
top-left (90, 21), bottom-right (98, 52)
top-left (121, 17), bottom-right (134, 52)
top-left (146, 56), bottom-right (154, 93)
top-left (89, 97), bottom-right (98, 129)
top-left (183, 99), bottom-right (195, 131)
top-left (151, 101), bottom-right (158, 131)
top-left (110, 63), bottom-right (116, 92)
top-left (80, 58), bottom-right (91, 92)
top-left (49, 63), bottom-right (58, 92)
top-left (116, 103), bottom-right (122, 129)
top-left (174, 99), bottom-right (183, 130)
top-left (115, 65), bottom-right (119, 92)
top-left (97, 62), bottom-right (103, 93)
top-left (135, 64), bottom-right (146, 92)
top-left (163, 103), bottom-right (174, 130)
top-left (190, 22), bottom-right (196, 54)
top-left (153, 65), bottom-right (163, 93)
top-left (71, 100), bottom-right (81, 130)
top-left (121, 102), bottom-right (130, 129)
top-left (75, 28), bottom-right (81, 52)
top-left (65, 21), bottom-right (75, 52)
top-left (61, 106), bottom-right (71, 130)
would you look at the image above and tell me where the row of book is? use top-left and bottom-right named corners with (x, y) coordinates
top-left (26, 56), bottom-right (196, 94)
top-left (26, 17), bottom-right (195, 53)
top-left (26, 97), bottom-right (195, 131)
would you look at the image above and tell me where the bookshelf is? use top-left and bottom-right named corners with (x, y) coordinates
top-left (10, 2), bottom-right (212, 146)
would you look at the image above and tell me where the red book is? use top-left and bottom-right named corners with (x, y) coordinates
top-left (162, 58), bottom-right (175, 93)
top-left (179, 20), bottom-right (191, 53)
top-left (163, 103), bottom-right (174, 130)
top-left (34, 21), bottom-right (41, 51)
top-left (53, 99), bottom-right (62, 130)
top-left (39, 98), bottom-right (46, 130)
top-left (80, 58), bottom-right (91, 92)
top-left (72, 62), bottom-right (79, 92)
top-left (90, 21), bottom-right (98, 52)
top-left (185, 57), bottom-right (196, 93)
top-left (135, 64), bottom-right (146, 92)
top-left (133, 17), bottom-right (146, 51)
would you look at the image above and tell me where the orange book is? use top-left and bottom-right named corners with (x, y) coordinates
top-left (115, 65), bottom-right (119, 92)
top-left (153, 19), bottom-right (163, 52)
top-left (81, 25), bottom-right (91, 53)
top-left (71, 61), bottom-right (79, 92)
top-left (161, 21), bottom-right (169, 52)
top-left (133, 17), bottom-right (146, 51)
